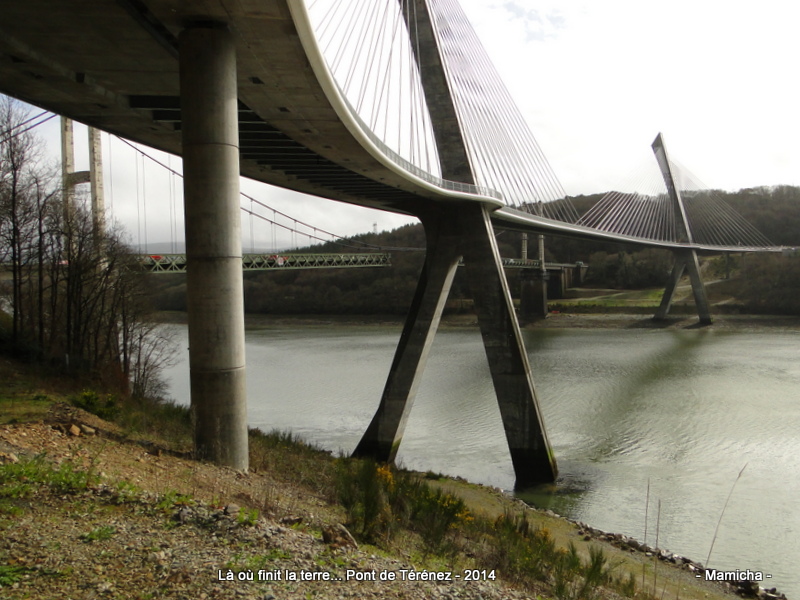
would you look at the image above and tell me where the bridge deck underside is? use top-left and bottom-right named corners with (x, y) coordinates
top-left (0, 0), bottom-right (443, 216)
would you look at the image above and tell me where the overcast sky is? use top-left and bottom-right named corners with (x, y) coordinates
top-left (26, 0), bottom-right (800, 250)
top-left (460, 0), bottom-right (800, 195)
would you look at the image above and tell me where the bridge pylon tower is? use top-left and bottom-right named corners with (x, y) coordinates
top-left (651, 133), bottom-right (712, 325)
top-left (353, 0), bottom-right (556, 487)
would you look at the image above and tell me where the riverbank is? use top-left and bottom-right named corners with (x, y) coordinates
top-left (0, 352), bottom-right (790, 600)
top-left (526, 312), bottom-right (800, 332)
top-left (157, 310), bottom-right (800, 333)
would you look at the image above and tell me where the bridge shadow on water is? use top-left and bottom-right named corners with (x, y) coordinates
top-left (625, 315), bottom-right (715, 330)
top-left (517, 321), bottom-right (728, 510)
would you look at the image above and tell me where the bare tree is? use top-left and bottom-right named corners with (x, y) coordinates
top-left (1, 96), bottom-right (176, 398)
top-left (0, 97), bottom-right (53, 347)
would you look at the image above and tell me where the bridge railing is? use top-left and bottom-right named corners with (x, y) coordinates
top-left (338, 94), bottom-right (504, 203)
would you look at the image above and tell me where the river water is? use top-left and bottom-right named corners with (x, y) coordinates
top-left (163, 323), bottom-right (800, 596)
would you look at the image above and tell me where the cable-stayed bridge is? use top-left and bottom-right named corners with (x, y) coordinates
top-left (0, 0), bottom-right (783, 487)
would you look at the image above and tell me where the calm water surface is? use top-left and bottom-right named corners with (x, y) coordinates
top-left (163, 324), bottom-right (800, 596)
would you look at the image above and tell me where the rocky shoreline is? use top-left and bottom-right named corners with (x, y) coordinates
top-left (569, 520), bottom-right (787, 600)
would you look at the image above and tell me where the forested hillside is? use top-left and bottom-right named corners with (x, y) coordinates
top-left (148, 186), bottom-right (800, 315)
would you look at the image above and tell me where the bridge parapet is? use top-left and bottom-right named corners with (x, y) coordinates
top-left (339, 95), bottom-right (504, 203)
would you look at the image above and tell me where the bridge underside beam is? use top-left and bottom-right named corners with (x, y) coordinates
top-left (354, 204), bottom-right (557, 488)
top-left (654, 249), bottom-right (712, 325)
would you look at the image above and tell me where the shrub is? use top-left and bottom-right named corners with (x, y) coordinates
top-left (334, 459), bottom-right (472, 553)
top-left (71, 389), bottom-right (119, 420)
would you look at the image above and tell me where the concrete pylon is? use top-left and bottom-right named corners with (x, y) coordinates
top-left (460, 205), bottom-right (557, 485)
top-left (357, 1), bottom-right (555, 486)
top-left (60, 117), bottom-right (76, 224)
top-left (651, 133), bottom-right (712, 325)
top-left (354, 203), bottom-right (557, 488)
top-left (399, 0), bottom-right (473, 184)
top-left (519, 270), bottom-right (548, 323)
top-left (353, 207), bottom-right (461, 463)
top-left (179, 23), bottom-right (248, 470)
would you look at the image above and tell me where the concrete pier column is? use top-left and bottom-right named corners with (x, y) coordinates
top-left (353, 209), bottom-right (461, 462)
top-left (179, 23), bottom-right (248, 469)
top-left (459, 205), bottom-right (557, 486)
top-left (519, 270), bottom-right (548, 323)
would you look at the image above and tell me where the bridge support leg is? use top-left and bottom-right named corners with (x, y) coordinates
top-left (179, 23), bottom-right (248, 470)
top-left (654, 249), bottom-right (712, 325)
top-left (355, 205), bottom-right (557, 487)
top-left (459, 205), bottom-right (557, 487)
top-left (353, 209), bottom-right (461, 463)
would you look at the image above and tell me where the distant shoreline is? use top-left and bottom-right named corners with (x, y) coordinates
top-left (155, 310), bottom-right (800, 333)
top-left (526, 312), bottom-right (800, 332)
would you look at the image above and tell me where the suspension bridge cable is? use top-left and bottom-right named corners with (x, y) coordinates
top-left (134, 145), bottom-right (142, 249)
top-left (142, 153), bottom-right (148, 251)
top-left (114, 136), bottom-right (425, 252)
top-left (0, 112), bottom-right (56, 145)
top-left (0, 109), bottom-right (46, 137)
top-left (0, 109), bottom-right (48, 138)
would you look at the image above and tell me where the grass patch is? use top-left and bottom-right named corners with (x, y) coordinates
top-left (0, 350), bottom-right (84, 425)
top-left (0, 564), bottom-right (32, 587)
top-left (79, 525), bottom-right (116, 543)
top-left (331, 459), bottom-right (648, 599)
top-left (0, 456), bottom-right (99, 496)
top-left (155, 490), bottom-right (195, 513)
top-left (248, 428), bottom-right (335, 496)
top-left (103, 395), bottom-right (193, 452)
top-left (0, 392), bottom-right (54, 426)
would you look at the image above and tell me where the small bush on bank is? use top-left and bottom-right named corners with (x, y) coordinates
top-left (334, 459), bottom-right (470, 553)
top-left (333, 460), bottom-right (639, 599)
top-left (71, 389), bottom-right (119, 420)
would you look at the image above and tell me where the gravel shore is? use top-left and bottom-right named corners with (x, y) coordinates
top-left (0, 403), bottom-right (770, 600)
top-left (0, 418), bottom-right (535, 600)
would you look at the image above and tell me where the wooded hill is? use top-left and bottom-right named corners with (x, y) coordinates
top-left (148, 185), bottom-right (800, 316)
